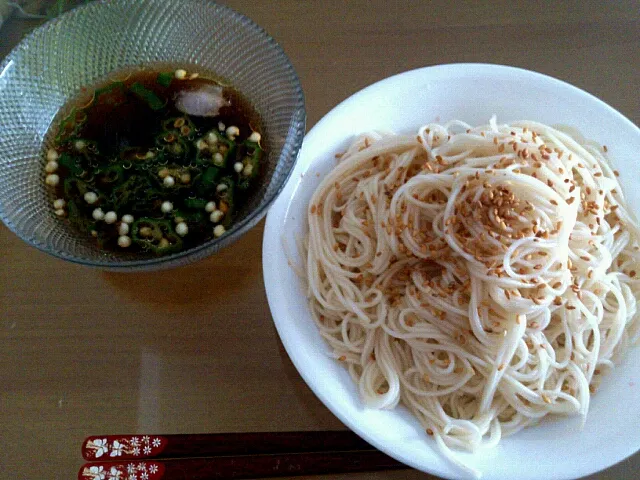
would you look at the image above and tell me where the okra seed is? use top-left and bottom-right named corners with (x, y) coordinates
top-left (163, 175), bottom-right (175, 187)
top-left (226, 126), bottom-right (240, 139)
top-left (45, 161), bottom-right (58, 173)
top-left (176, 222), bottom-right (189, 237)
top-left (46, 149), bottom-right (59, 162)
top-left (92, 208), bottom-right (105, 221)
top-left (84, 192), bottom-right (98, 204)
top-left (45, 174), bottom-right (60, 186)
top-left (104, 211), bottom-right (118, 224)
top-left (210, 210), bottom-right (224, 223)
top-left (206, 132), bottom-right (218, 145)
top-left (161, 201), bottom-right (173, 213)
top-left (117, 235), bottom-right (132, 248)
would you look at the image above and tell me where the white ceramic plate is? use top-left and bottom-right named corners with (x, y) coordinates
top-left (262, 64), bottom-right (640, 480)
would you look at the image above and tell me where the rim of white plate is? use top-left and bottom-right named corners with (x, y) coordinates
top-left (262, 63), bottom-right (640, 480)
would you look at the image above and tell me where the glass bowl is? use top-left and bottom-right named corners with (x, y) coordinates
top-left (0, 0), bottom-right (305, 271)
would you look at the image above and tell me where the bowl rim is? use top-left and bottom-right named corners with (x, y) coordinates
top-left (262, 62), bottom-right (640, 480)
top-left (0, 0), bottom-right (306, 270)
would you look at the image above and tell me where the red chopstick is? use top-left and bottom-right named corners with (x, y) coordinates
top-left (82, 431), bottom-right (375, 461)
top-left (78, 450), bottom-right (407, 480)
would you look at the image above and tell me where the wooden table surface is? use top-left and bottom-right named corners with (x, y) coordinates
top-left (1, 1), bottom-right (639, 479)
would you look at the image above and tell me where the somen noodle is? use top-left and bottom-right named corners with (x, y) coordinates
top-left (302, 117), bottom-right (640, 477)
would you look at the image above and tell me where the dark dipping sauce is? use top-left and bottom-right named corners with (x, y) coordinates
top-left (45, 67), bottom-right (265, 256)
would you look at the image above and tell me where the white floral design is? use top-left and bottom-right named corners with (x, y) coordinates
top-left (126, 464), bottom-right (136, 475)
top-left (137, 464), bottom-right (147, 472)
top-left (140, 473), bottom-right (149, 480)
top-left (151, 438), bottom-right (161, 448)
top-left (88, 465), bottom-right (106, 480)
top-left (107, 466), bottom-right (122, 480)
top-left (92, 438), bottom-right (109, 458)
top-left (142, 435), bottom-right (150, 444)
top-left (132, 447), bottom-right (141, 456)
top-left (128, 475), bottom-right (137, 480)
top-left (143, 446), bottom-right (151, 455)
top-left (110, 440), bottom-right (124, 457)
top-left (148, 465), bottom-right (158, 474)
top-left (130, 437), bottom-right (140, 447)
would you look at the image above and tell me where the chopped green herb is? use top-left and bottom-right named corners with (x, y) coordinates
top-left (157, 72), bottom-right (174, 88)
top-left (130, 82), bottom-right (166, 111)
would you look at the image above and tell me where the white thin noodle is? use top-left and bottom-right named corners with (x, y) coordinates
top-left (302, 118), bottom-right (640, 478)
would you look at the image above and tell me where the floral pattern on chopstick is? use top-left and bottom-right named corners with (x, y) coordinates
top-left (79, 461), bottom-right (164, 480)
top-left (83, 435), bottom-right (167, 460)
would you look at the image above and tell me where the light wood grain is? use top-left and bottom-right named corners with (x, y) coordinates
top-left (1, 1), bottom-right (639, 479)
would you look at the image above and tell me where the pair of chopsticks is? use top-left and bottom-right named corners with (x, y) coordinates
top-left (79, 431), bottom-right (408, 479)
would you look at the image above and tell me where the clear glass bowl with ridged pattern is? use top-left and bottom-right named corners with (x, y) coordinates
top-left (0, 0), bottom-right (305, 271)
